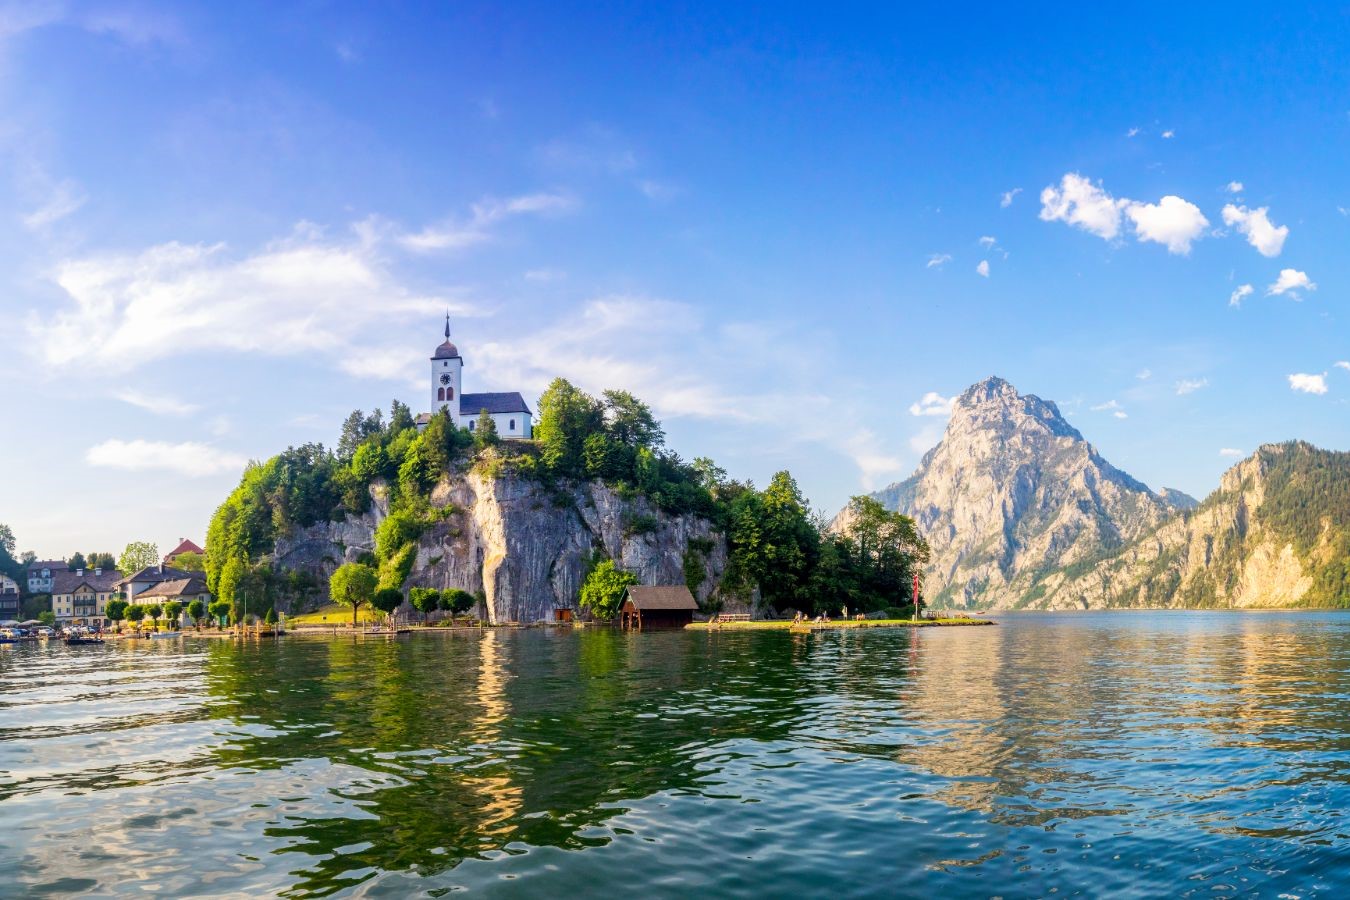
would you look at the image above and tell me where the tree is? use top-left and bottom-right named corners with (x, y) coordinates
top-left (106, 599), bottom-right (128, 632)
top-left (118, 542), bottom-right (159, 576)
top-left (126, 604), bottom-right (146, 630)
top-left (535, 378), bottom-right (604, 476)
top-left (389, 399), bottom-right (415, 434)
top-left (173, 551), bottom-right (207, 572)
top-left (187, 599), bottom-right (205, 628)
top-left (162, 600), bottom-right (183, 629)
top-left (264, 608), bottom-right (278, 627)
top-left (87, 552), bottom-right (118, 571)
top-left (602, 389), bottom-right (664, 449)
top-left (0, 523), bottom-right (13, 558)
top-left (441, 588), bottom-right (475, 616)
top-left (473, 409), bottom-right (499, 450)
top-left (208, 600), bottom-right (231, 627)
top-left (372, 586), bottom-right (404, 621)
top-left (329, 562), bottom-right (378, 626)
top-left (146, 603), bottom-right (163, 630)
top-left (410, 587), bottom-right (440, 623)
top-left (68, 552), bottom-right (87, 571)
top-left (37, 610), bottom-right (55, 627)
top-left (578, 560), bottom-right (638, 622)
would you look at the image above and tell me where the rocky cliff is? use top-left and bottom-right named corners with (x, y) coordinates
top-left (1039, 442), bottom-right (1349, 609)
top-left (273, 469), bottom-right (733, 623)
top-left (854, 377), bottom-right (1192, 609)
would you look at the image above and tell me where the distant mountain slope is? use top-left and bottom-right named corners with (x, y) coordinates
top-left (1040, 442), bottom-right (1350, 609)
top-left (854, 377), bottom-right (1188, 609)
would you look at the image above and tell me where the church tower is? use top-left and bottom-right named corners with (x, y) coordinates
top-left (430, 313), bottom-right (463, 427)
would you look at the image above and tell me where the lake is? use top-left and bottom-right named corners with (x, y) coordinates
top-left (3, 612), bottom-right (1349, 897)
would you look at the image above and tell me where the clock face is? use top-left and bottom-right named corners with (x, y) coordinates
top-left (440, 374), bottom-right (451, 385)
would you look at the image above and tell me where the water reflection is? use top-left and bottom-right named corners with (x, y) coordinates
top-left (2, 614), bottom-right (1350, 897)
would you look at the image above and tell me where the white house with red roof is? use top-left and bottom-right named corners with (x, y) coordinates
top-left (416, 315), bottom-right (533, 439)
top-left (164, 538), bottom-right (205, 566)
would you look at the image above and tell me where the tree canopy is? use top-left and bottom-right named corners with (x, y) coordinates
top-left (330, 562), bottom-right (378, 625)
top-left (579, 560), bottom-right (638, 622)
top-left (118, 542), bottom-right (159, 575)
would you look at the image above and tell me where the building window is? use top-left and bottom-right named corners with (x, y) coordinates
top-left (447, 387), bottom-right (453, 399)
top-left (509, 419), bottom-right (515, 430)
top-left (468, 420), bottom-right (475, 431)
top-left (437, 388), bottom-right (445, 401)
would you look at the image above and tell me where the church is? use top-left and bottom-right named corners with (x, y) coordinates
top-left (415, 316), bottom-right (533, 439)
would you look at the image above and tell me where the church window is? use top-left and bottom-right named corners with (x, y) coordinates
top-left (468, 420), bottom-right (475, 431)
top-left (437, 388), bottom-right (445, 401)
top-left (509, 419), bottom-right (515, 430)
top-left (447, 387), bottom-right (453, 399)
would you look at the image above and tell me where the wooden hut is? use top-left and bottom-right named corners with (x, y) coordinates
top-left (621, 585), bottom-right (698, 629)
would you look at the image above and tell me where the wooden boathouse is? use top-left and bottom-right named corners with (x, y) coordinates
top-left (620, 585), bottom-right (699, 629)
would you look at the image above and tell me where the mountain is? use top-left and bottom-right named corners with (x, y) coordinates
top-left (851, 376), bottom-right (1192, 609)
top-left (1041, 441), bottom-right (1350, 609)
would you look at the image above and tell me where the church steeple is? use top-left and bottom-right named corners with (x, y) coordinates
top-left (444, 311), bottom-right (451, 340)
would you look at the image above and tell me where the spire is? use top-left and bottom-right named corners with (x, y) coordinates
top-left (444, 311), bottom-right (451, 340)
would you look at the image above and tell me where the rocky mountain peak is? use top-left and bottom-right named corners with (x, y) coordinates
top-left (950, 375), bottom-right (1082, 442)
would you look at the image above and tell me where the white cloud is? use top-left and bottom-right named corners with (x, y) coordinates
top-left (21, 178), bottom-right (86, 231)
top-left (1040, 173), bottom-right (1126, 240)
top-left (1124, 195), bottom-right (1210, 254)
top-left (1175, 377), bottom-right (1209, 395)
top-left (1000, 188), bottom-right (1022, 208)
top-left (909, 392), bottom-right (955, 417)
top-left (978, 235), bottom-right (997, 248)
top-left (1228, 284), bottom-right (1253, 308)
top-left (398, 191), bottom-right (576, 252)
top-left (1136, 368), bottom-right (1152, 380)
top-left (1288, 372), bottom-right (1328, 395)
top-left (1161, 129), bottom-right (1175, 139)
top-left (1336, 361), bottom-right (1350, 371)
top-left (637, 179), bottom-right (680, 201)
top-left (1221, 204), bottom-right (1288, 257)
top-left (524, 268), bottom-right (566, 283)
top-left (976, 260), bottom-right (990, 277)
top-left (926, 253), bottom-right (952, 269)
top-left (1267, 268), bottom-right (1315, 297)
top-left (1219, 447), bottom-right (1243, 457)
top-left (1090, 400), bottom-right (1126, 418)
top-left (86, 439), bottom-right (247, 477)
top-left (27, 223), bottom-right (453, 374)
top-left (1126, 127), bottom-right (1141, 138)
top-left (1226, 181), bottom-right (1244, 194)
top-left (1113, 410), bottom-right (1128, 419)
top-left (113, 389), bottom-right (199, 416)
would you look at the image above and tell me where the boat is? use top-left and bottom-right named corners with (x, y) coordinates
top-left (64, 635), bottom-right (105, 646)
top-left (149, 631), bottom-right (182, 639)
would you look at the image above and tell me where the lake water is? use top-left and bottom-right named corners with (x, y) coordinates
top-left (3, 612), bottom-right (1350, 897)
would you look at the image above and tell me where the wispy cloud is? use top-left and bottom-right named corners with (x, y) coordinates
top-left (1226, 181), bottom-right (1244, 194)
top-left (1161, 129), bottom-right (1175, 139)
top-left (976, 259), bottom-right (990, 277)
top-left (21, 177), bottom-right (86, 231)
top-left (978, 235), bottom-right (997, 248)
top-left (925, 252), bottom-right (952, 269)
top-left (1090, 399), bottom-right (1128, 418)
top-left (1288, 372), bottom-right (1328, 395)
top-left (398, 191), bottom-right (576, 252)
top-left (999, 188), bottom-right (1022, 208)
top-left (86, 439), bottom-right (246, 477)
top-left (114, 389), bottom-right (200, 416)
top-left (1229, 284), bottom-right (1253, 308)
top-left (908, 392), bottom-right (954, 417)
top-left (1335, 361), bottom-right (1350, 372)
top-left (1175, 377), bottom-right (1208, 395)
top-left (1219, 447), bottom-right (1243, 457)
top-left (1136, 368), bottom-right (1152, 380)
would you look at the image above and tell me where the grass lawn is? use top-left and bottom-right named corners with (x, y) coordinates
top-left (288, 604), bottom-right (386, 626)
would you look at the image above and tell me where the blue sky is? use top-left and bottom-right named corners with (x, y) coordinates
top-left (2, 2), bottom-right (1348, 557)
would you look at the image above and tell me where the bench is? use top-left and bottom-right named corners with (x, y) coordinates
top-left (712, 613), bottom-right (752, 623)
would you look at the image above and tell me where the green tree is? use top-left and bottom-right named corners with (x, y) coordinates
top-left (162, 600), bottom-right (183, 628)
top-left (208, 600), bottom-right (231, 627)
top-left (410, 587), bottom-right (440, 623)
top-left (372, 586), bottom-right (404, 621)
top-left (535, 378), bottom-right (604, 476)
top-left (118, 542), bottom-right (159, 576)
top-left (106, 599), bottom-right (128, 632)
top-left (441, 588), bottom-right (475, 616)
top-left (602, 389), bottom-right (664, 449)
top-left (146, 603), bottom-right (163, 630)
top-left (578, 560), bottom-right (638, 622)
top-left (68, 552), bottom-right (87, 571)
top-left (187, 599), bottom-right (205, 628)
top-left (37, 610), bottom-right (55, 627)
top-left (87, 552), bottom-right (118, 571)
top-left (173, 551), bottom-right (207, 572)
top-left (126, 603), bottom-right (146, 630)
top-left (473, 409), bottom-right (499, 450)
top-left (0, 524), bottom-right (13, 557)
top-left (389, 399), bottom-right (415, 434)
top-left (264, 608), bottom-right (278, 627)
top-left (329, 562), bottom-right (378, 626)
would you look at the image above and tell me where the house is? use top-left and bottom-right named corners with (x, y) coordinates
top-left (26, 559), bottom-right (65, 594)
top-left (0, 575), bottom-right (20, 622)
top-left (135, 576), bottom-right (212, 624)
top-left (115, 564), bottom-right (195, 602)
top-left (51, 568), bottom-right (121, 626)
top-left (620, 585), bottom-right (699, 629)
top-left (414, 315), bottom-right (534, 440)
top-left (164, 538), bottom-right (205, 566)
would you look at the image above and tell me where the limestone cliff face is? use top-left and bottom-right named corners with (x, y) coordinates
top-left (1039, 443), bottom-right (1328, 609)
top-left (273, 470), bottom-right (731, 623)
top-left (853, 377), bottom-right (1189, 609)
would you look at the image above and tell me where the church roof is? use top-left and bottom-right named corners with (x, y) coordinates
top-left (432, 340), bottom-right (460, 360)
top-left (460, 392), bottom-right (532, 415)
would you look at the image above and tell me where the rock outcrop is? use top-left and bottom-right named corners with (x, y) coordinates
top-left (273, 470), bottom-right (733, 623)
top-left (853, 376), bottom-right (1190, 609)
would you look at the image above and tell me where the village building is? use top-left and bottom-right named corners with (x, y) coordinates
top-left (620, 585), bottom-right (699, 629)
top-left (26, 559), bottom-right (65, 594)
top-left (163, 538), bottom-right (205, 567)
top-left (51, 568), bottom-right (120, 627)
top-left (116, 564), bottom-right (195, 602)
top-left (415, 316), bottom-right (533, 439)
top-left (0, 575), bottom-right (20, 622)
top-left (135, 576), bottom-right (212, 625)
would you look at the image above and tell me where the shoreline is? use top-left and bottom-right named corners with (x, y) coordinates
top-left (687, 618), bottom-right (995, 631)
